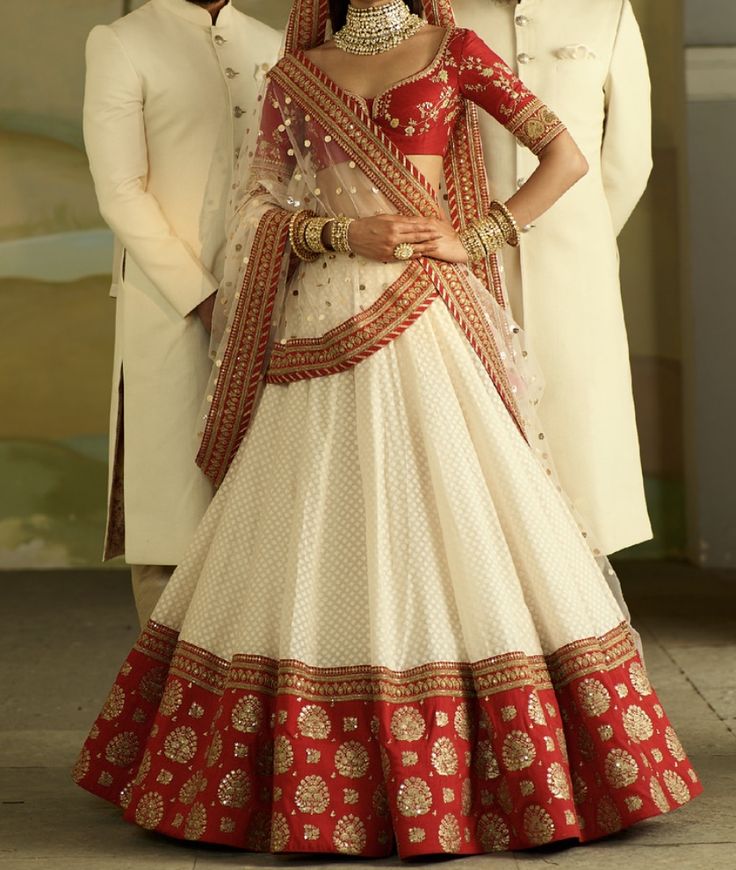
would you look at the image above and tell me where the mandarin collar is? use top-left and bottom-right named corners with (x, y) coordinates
top-left (157, 0), bottom-right (234, 29)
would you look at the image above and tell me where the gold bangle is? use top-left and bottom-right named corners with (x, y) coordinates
top-left (489, 200), bottom-right (520, 247)
top-left (330, 216), bottom-right (354, 253)
top-left (289, 209), bottom-right (319, 262)
top-left (459, 225), bottom-right (486, 263)
top-left (303, 216), bottom-right (332, 254)
top-left (475, 216), bottom-right (505, 255)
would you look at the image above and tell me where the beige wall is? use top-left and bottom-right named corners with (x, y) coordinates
top-left (0, 1), bottom-right (123, 148)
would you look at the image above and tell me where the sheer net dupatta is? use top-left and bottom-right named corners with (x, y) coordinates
top-left (195, 78), bottom-right (295, 487)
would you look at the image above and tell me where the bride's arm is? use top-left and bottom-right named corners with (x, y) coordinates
top-left (458, 28), bottom-right (588, 227)
top-left (504, 130), bottom-right (588, 228)
top-left (351, 30), bottom-right (589, 263)
top-left (407, 124), bottom-right (588, 264)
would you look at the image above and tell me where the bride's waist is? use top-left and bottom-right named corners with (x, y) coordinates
top-left (279, 258), bottom-right (434, 341)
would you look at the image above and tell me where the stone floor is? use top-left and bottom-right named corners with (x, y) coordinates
top-left (1, 562), bottom-right (735, 870)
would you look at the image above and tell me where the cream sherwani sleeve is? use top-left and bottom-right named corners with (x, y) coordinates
top-left (83, 25), bottom-right (219, 318)
top-left (600, 0), bottom-right (653, 237)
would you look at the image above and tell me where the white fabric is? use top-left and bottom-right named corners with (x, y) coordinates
top-left (453, 0), bottom-right (653, 554)
top-left (83, 0), bottom-right (282, 563)
top-left (154, 298), bottom-right (625, 670)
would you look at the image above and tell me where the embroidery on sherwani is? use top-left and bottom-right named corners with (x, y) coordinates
top-left (196, 207), bottom-right (291, 487)
top-left (266, 261), bottom-right (438, 382)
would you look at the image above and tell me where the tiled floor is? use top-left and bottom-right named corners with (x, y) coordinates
top-left (1, 562), bottom-right (735, 869)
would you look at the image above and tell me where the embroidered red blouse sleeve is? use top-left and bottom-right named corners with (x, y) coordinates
top-left (457, 29), bottom-right (566, 155)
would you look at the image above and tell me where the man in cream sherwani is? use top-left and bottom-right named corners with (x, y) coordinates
top-left (454, 0), bottom-right (653, 554)
top-left (84, 0), bottom-right (281, 625)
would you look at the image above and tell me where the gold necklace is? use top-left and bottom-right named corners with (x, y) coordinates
top-left (333, 0), bottom-right (426, 56)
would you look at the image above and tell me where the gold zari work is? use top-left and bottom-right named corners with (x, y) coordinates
top-left (596, 796), bottom-right (622, 833)
top-left (159, 680), bottom-right (183, 717)
top-left (298, 704), bottom-right (331, 739)
top-left (273, 735), bottom-right (294, 774)
top-left (217, 770), bottom-right (251, 808)
top-left (334, 741), bottom-right (370, 778)
top-left (295, 774), bottom-right (330, 814)
top-left (523, 804), bottom-right (555, 845)
top-left (163, 726), bottom-right (197, 764)
top-left (397, 777), bottom-right (433, 816)
top-left (231, 695), bottom-right (263, 732)
top-left (391, 706), bottom-right (426, 741)
top-left (332, 814), bottom-right (367, 854)
top-left (438, 813), bottom-right (462, 851)
top-left (478, 811), bottom-right (510, 851)
top-left (502, 730), bottom-right (536, 771)
top-left (604, 748), bottom-right (639, 788)
top-left (431, 736), bottom-right (459, 775)
top-left (134, 791), bottom-right (164, 829)
top-left (623, 705), bottom-right (654, 742)
top-left (100, 684), bottom-right (125, 720)
top-left (184, 802), bottom-right (208, 840)
top-left (104, 732), bottom-right (139, 767)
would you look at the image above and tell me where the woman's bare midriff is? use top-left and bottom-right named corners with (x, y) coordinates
top-left (406, 154), bottom-right (444, 194)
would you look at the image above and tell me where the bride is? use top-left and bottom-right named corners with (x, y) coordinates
top-left (74, 0), bottom-right (700, 857)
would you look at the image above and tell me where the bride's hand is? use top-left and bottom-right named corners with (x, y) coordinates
top-left (348, 215), bottom-right (442, 262)
top-left (411, 219), bottom-right (469, 264)
top-left (348, 215), bottom-right (468, 264)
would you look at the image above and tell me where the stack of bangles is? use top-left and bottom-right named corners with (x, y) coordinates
top-left (458, 200), bottom-right (521, 263)
top-left (289, 210), bottom-right (355, 261)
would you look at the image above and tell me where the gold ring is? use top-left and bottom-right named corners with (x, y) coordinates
top-left (393, 242), bottom-right (414, 261)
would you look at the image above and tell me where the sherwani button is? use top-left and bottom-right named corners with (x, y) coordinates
top-left (214, 34), bottom-right (226, 45)
top-left (515, 15), bottom-right (530, 26)
top-left (517, 177), bottom-right (526, 188)
top-left (225, 67), bottom-right (239, 78)
top-left (517, 53), bottom-right (533, 64)
top-left (233, 106), bottom-right (244, 117)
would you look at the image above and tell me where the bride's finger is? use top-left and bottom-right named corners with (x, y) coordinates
top-left (396, 220), bottom-right (441, 237)
top-left (401, 230), bottom-right (444, 243)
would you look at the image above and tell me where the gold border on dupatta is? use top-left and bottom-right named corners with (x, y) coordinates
top-left (196, 208), bottom-right (292, 487)
top-left (266, 261), bottom-right (438, 382)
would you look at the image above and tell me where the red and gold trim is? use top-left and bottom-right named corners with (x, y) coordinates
top-left (74, 620), bottom-right (701, 857)
top-left (196, 208), bottom-right (291, 487)
top-left (283, 0), bottom-right (328, 54)
top-left (506, 97), bottom-right (567, 156)
top-left (266, 261), bottom-right (437, 383)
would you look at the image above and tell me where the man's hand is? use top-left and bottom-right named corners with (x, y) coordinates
top-left (196, 292), bottom-right (217, 333)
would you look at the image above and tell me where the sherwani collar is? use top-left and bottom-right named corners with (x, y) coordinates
top-left (157, 0), bottom-right (234, 29)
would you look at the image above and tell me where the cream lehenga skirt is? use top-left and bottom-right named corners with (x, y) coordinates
top-left (74, 255), bottom-right (701, 857)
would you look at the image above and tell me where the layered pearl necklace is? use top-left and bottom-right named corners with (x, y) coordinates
top-left (333, 0), bottom-right (426, 56)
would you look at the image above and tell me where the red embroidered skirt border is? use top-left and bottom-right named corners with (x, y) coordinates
top-left (74, 621), bottom-right (701, 857)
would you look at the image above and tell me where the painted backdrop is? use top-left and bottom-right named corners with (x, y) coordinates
top-left (0, 0), bottom-right (686, 567)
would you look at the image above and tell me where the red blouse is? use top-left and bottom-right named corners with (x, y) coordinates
top-left (333, 28), bottom-right (565, 157)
